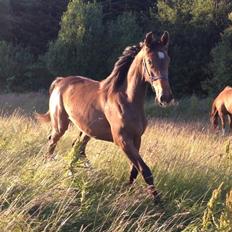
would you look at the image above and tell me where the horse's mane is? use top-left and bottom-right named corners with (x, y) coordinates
top-left (100, 44), bottom-right (142, 95)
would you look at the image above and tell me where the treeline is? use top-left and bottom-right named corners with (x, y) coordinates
top-left (0, 0), bottom-right (231, 96)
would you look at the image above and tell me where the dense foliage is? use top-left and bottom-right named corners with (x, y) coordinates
top-left (156, 0), bottom-right (232, 96)
top-left (205, 13), bottom-right (232, 95)
top-left (0, 0), bottom-right (231, 96)
top-left (0, 41), bottom-right (34, 91)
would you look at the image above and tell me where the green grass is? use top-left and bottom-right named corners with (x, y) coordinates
top-left (0, 93), bottom-right (231, 231)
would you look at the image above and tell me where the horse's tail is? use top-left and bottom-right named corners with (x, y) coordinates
top-left (34, 111), bottom-right (51, 123)
top-left (210, 101), bottom-right (218, 128)
top-left (210, 101), bottom-right (217, 117)
top-left (35, 77), bottom-right (64, 123)
top-left (49, 77), bottom-right (64, 96)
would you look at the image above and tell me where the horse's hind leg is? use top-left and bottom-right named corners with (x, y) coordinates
top-left (47, 113), bottom-right (69, 160)
top-left (218, 111), bottom-right (226, 135)
top-left (228, 114), bottom-right (232, 132)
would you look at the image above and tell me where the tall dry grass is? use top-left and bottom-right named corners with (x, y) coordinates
top-left (0, 93), bottom-right (231, 231)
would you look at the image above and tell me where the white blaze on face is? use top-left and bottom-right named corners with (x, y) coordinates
top-left (152, 83), bottom-right (162, 102)
top-left (158, 51), bottom-right (165, 59)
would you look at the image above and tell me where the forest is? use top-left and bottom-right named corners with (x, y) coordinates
top-left (0, 0), bottom-right (231, 97)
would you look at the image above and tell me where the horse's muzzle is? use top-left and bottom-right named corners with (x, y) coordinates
top-left (158, 93), bottom-right (174, 106)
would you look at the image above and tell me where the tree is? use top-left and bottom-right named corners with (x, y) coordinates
top-left (46, 0), bottom-right (106, 79)
top-left (154, 0), bottom-right (232, 97)
top-left (84, 0), bottom-right (157, 20)
top-left (3, 0), bottom-right (69, 55)
top-left (0, 0), bottom-right (12, 42)
top-left (105, 12), bottom-right (143, 73)
top-left (0, 41), bottom-right (34, 91)
top-left (204, 15), bottom-right (232, 95)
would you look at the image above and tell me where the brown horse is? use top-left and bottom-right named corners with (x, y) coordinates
top-left (36, 31), bottom-right (173, 202)
top-left (210, 86), bottom-right (232, 135)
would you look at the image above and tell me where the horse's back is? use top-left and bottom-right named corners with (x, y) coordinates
top-left (51, 76), bottom-right (99, 89)
top-left (50, 76), bottom-right (100, 105)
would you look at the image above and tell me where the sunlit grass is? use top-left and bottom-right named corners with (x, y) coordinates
top-left (0, 93), bottom-right (231, 231)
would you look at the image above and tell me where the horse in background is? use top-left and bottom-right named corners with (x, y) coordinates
top-left (36, 31), bottom-right (173, 203)
top-left (210, 86), bottom-right (232, 135)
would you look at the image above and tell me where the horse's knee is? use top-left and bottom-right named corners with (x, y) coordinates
top-left (51, 125), bottom-right (68, 139)
top-left (114, 135), bottom-right (133, 155)
top-left (48, 128), bottom-right (66, 150)
top-left (50, 132), bottom-right (61, 144)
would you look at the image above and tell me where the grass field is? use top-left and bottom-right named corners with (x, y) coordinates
top-left (0, 93), bottom-right (232, 232)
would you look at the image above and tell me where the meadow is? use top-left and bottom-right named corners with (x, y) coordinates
top-left (0, 93), bottom-right (232, 232)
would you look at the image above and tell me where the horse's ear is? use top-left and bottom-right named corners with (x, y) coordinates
top-left (139, 42), bottom-right (144, 48)
top-left (144, 32), bottom-right (154, 48)
top-left (160, 31), bottom-right (169, 49)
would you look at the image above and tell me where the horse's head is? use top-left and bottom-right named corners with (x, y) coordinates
top-left (141, 31), bottom-right (173, 106)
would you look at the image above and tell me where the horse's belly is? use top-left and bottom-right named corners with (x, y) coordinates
top-left (69, 112), bottom-right (113, 142)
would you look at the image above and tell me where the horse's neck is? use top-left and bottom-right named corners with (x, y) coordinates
top-left (125, 54), bottom-right (146, 106)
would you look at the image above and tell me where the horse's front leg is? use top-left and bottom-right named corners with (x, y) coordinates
top-left (113, 133), bottom-right (160, 203)
top-left (128, 136), bottom-right (141, 185)
top-left (129, 166), bottom-right (139, 185)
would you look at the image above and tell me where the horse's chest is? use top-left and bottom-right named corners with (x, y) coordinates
top-left (108, 105), bottom-right (146, 135)
top-left (105, 95), bottom-right (147, 136)
top-left (128, 115), bottom-right (147, 135)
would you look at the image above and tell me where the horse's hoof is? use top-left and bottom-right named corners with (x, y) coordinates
top-left (123, 181), bottom-right (135, 189)
top-left (47, 156), bottom-right (57, 162)
top-left (75, 158), bottom-right (92, 169)
top-left (153, 191), bottom-right (162, 205)
top-left (43, 152), bottom-right (57, 162)
top-left (83, 159), bottom-right (92, 168)
top-left (147, 186), bottom-right (163, 205)
top-left (67, 170), bottom-right (73, 177)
